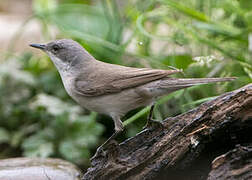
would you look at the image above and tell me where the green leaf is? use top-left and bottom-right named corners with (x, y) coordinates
top-left (239, 0), bottom-right (252, 10)
top-left (59, 140), bottom-right (90, 162)
top-left (243, 67), bottom-right (252, 79)
top-left (161, 0), bottom-right (210, 22)
top-left (33, 0), bottom-right (57, 14)
top-left (22, 131), bottom-right (54, 158)
top-left (245, 11), bottom-right (252, 28)
top-left (68, 115), bottom-right (104, 147)
top-left (10, 131), bottom-right (25, 147)
top-left (238, 61), bottom-right (252, 78)
top-left (160, 0), bottom-right (241, 38)
top-left (0, 128), bottom-right (10, 144)
top-left (161, 55), bottom-right (193, 69)
top-left (182, 96), bottom-right (216, 107)
top-left (136, 10), bottom-right (171, 41)
top-left (50, 4), bottom-right (109, 39)
top-left (192, 22), bottom-right (241, 37)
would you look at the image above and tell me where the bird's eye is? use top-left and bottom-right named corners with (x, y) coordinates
top-left (52, 45), bottom-right (60, 52)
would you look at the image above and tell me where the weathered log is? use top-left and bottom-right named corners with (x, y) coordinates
top-left (82, 84), bottom-right (252, 180)
top-left (208, 145), bottom-right (252, 180)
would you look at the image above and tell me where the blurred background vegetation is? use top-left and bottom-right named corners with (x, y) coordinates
top-left (0, 0), bottom-right (251, 169)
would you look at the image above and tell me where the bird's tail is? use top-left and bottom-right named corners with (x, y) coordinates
top-left (151, 77), bottom-right (236, 97)
top-left (160, 77), bottom-right (236, 89)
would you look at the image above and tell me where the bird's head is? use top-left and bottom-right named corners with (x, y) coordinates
top-left (30, 39), bottom-right (94, 73)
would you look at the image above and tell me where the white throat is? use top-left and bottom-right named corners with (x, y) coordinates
top-left (48, 52), bottom-right (76, 98)
top-left (48, 52), bottom-right (71, 76)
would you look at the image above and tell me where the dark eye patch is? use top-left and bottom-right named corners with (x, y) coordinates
top-left (52, 44), bottom-right (61, 52)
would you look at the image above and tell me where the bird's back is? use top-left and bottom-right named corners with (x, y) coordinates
top-left (73, 59), bottom-right (181, 97)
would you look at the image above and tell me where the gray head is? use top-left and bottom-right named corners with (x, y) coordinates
top-left (30, 39), bottom-right (94, 73)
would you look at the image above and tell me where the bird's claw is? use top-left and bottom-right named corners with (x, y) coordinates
top-left (90, 139), bottom-right (119, 162)
top-left (90, 146), bottom-right (106, 161)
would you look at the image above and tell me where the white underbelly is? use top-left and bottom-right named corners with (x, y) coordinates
top-left (73, 88), bottom-right (153, 117)
top-left (60, 75), bottom-right (154, 117)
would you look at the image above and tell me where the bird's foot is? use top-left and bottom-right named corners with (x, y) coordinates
top-left (90, 139), bottom-right (119, 162)
top-left (90, 145), bottom-right (106, 162)
top-left (143, 119), bottom-right (165, 130)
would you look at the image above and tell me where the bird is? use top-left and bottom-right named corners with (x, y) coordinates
top-left (30, 39), bottom-right (236, 159)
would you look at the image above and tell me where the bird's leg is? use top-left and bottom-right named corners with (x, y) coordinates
top-left (91, 116), bottom-right (123, 160)
top-left (143, 103), bottom-right (164, 129)
top-left (93, 131), bottom-right (120, 158)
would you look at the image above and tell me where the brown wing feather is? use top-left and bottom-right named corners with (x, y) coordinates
top-left (74, 60), bottom-right (181, 97)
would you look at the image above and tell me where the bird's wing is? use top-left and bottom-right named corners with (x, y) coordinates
top-left (74, 61), bottom-right (181, 97)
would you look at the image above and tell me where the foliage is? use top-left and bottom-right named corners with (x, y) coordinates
top-left (0, 0), bottom-right (251, 167)
top-left (0, 58), bottom-right (103, 165)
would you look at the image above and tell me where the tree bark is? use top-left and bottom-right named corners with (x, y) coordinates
top-left (207, 145), bottom-right (252, 180)
top-left (82, 84), bottom-right (252, 180)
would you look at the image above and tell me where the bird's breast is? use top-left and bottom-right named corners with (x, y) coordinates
top-left (60, 73), bottom-right (76, 98)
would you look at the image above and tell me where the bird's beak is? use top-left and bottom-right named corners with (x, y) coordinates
top-left (29, 43), bottom-right (46, 50)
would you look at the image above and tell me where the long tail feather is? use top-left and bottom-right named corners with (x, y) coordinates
top-left (159, 77), bottom-right (236, 89)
